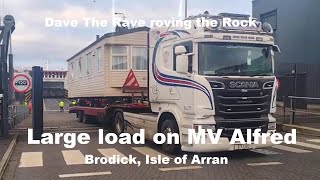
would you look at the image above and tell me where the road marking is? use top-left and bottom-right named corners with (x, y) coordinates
top-left (62, 150), bottom-right (85, 165)
top-left (273, 145), bottom-right (312, 153)
top-left (307, 139), bottom-right (320, 143)
top-left (53, 98), bottom-right (60, 106)
top-left (19, 152), bottom-right (43, 167)
top-left (64, 98), bottom-right (72, 103)
top-left (132, 147), bottom-right (171, 158)
top-left (98, 148), bottom-right (126, 159)
top-left (43, 99), bottom-right (47, 111)
top-left (59, 171), bottom-right (112, 178)
top-left (247, 162), bottom-right (282, 166)
top-left (296, 141), bottom-right (320, 150)
top-left (43, 110), bottom-right (68, 112)
top-left (250, 149), bottom-right (281, 155)
top-left (159, 166), bottom-right (202, 172)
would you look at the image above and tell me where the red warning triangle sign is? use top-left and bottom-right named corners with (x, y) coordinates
top-left (123, 69), bottom-right (140, 89)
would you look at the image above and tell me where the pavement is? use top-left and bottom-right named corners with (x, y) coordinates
top-left (274, 105), bottom-right (320, 136)
top-left (275, 110), bottom-right (320, 128)
top-left (0, 136), bottom-right (13, 160)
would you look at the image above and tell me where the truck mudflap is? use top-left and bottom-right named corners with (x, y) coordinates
top-left (181, 135), bottom-right (273, 153)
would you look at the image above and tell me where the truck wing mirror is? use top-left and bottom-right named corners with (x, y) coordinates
top-left (272, 45), bottom-right (281, 53)
top-left (176, 54), bottom-right (189, 74)
top-left (175, 46), bottom-right (187, 55)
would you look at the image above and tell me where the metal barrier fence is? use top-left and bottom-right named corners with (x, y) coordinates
top-left (8, 104), bottom-right (29, 128)
top-left (283, 96), bottom-right (320, 125)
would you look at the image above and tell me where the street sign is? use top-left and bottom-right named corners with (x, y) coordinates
top-left (11, 74), bottom-right (31, 93)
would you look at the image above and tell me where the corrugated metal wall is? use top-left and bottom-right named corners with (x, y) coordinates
top-left (276, 63), bottom-right (320, 98)
top-left (253, 0), bottom-right (320, 98)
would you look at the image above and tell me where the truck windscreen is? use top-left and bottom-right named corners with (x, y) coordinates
top-left (198, 42), bottom-right (274, 76)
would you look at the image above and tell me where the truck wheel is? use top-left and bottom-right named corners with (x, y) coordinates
top-left (78, 111), bottom-right (84, 123)
top-left (114, 111), bottom-right (124, 135)
top-left (83, 115), bottom-right (91, 124)
top-left (161, 119), bottom-right (181, 154)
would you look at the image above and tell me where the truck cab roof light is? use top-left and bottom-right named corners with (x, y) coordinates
top-left (204, 35), bottom-right (213, 38)
top-left (223, 35), bottom-right (232, 40)
top-left (218, 13), bottom-right (251, 19)
top-left (256, 37), bottom-right (263, 41)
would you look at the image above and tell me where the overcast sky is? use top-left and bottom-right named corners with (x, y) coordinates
top-left (0, 0), bottom-right (252, 70)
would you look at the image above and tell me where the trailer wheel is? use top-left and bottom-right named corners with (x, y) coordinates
top-left (83, 115), bottom-right (95, 124)
top-left (114, 111), bottom-right (124, 135)
top-left (161, 119), bottom-right (181, 154)
top-left (78, 111), bottom-right (84, 123)
top-left (83, 115), bottom-right (89, 124)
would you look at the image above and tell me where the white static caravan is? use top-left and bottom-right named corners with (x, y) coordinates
top-left (66, 27), bottom-right (149, 99)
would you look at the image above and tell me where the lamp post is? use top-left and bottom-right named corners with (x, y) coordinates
top-left (185, 0), bottom-right (188, 19)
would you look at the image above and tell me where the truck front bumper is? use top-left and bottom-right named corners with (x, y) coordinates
top-left (181, 133), bottom-right (274, 153)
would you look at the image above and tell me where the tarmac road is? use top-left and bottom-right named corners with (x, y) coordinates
top-left (3, 131), bottom-right (320, 180)
top-left (43, 98), bottom-right (70, 112)
top-left (4, 100), bottom-right (320, 180)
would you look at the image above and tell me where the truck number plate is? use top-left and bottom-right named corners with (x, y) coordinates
top-left (234, 144), bottom-right (250, 150)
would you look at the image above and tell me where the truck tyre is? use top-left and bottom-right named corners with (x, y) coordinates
top-left (114, 111), bottom-right (124, 135)
top-left (83, 115), bottom-right (90, 124)
top-left (78, 111), bottom-right (83, 123)
top-left (161, 119), bottom-right (181, 154)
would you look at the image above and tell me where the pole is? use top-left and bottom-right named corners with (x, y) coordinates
top-left (283, 96), bottom-right (286, 123)
top-left (32, 66), bottom-right (43, 140)
top-left (0, 46), bottom-right (9, 137)
top-left (9, 54), bottom-right (13, 104)
top-left (185, 0), bottom-right (188, 19)
top-left (0, 15), bottom-right (15, 137)
top-left (290, 97), bottom-right (293, 124)
top-left (292, 64), bottom-right (297, 124)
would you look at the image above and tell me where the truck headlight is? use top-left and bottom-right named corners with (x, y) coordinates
top-left (268, 122), bottom-right (276, 130)
top-left (194, 124), bottom-right (216, 133)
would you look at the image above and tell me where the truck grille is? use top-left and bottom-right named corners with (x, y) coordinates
top-left (206, 78), bottom-right (274, 140)
top-left (215, 89), bottom-right (272, 119)
top-left (216, 120), bottom-right (269, 140)
top-left (208, 79), bottom-right (273, 119)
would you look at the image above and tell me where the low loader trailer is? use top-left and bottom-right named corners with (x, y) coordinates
top-left (69, 12), bottom-right (281, 154)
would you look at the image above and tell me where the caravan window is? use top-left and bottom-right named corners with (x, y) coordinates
top-left (69, 63), bottom-right (74, 80)
top-left (132, 47), bottom-right (147, 70)
top-left (111, 46), bottom-right (128, 70)
top-left (97, 47), bottom-right (102, 71)
top-left (78, 58), bottom-right (82, 78)
top-left (86, 52), bottom-right (92, 75)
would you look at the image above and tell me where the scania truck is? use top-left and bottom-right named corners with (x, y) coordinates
top-left (70, 12), bottom-right (281, 154)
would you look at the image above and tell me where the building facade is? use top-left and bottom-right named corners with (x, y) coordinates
top-left (253, 0), bottom-right (320, 97)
